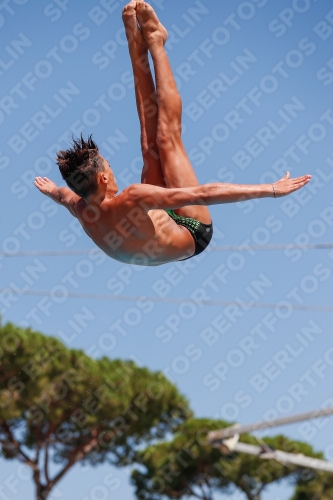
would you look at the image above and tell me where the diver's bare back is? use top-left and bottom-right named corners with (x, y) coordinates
top-left (76, 188), bottom-right (195, 266)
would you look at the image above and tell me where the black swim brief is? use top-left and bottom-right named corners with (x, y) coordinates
top-left (165, 209), bottom-right (213, 260)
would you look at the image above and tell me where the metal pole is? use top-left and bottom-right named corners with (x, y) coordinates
top-left (220, 442), bottom-right (333, 473)
top-left (207, 406), bottom-right (333, 442)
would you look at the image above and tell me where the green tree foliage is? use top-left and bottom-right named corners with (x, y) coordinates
top-left (132, 418), bottom-right (232, 500)
top-left (0, 322), bottom-right (190, 500)
top-left (291, 470), bottom-right (333, 500)
top-left (132, 418), bottom-right (322, 500)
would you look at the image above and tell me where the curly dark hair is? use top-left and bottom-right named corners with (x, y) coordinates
top-left (56, 135), bottom-right (104, 198)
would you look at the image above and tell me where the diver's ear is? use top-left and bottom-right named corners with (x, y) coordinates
top-left (99, 172), bottom-right (108, 184)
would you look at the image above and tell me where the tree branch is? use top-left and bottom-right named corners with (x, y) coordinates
top-left (202, 475), bottom-right (214, 500)
top-left (198, 481), bottom-right (210, 500)
top-left (45, 432), bottom-right (100, 494)
top-left (35, 429), bottom-right (43, 466)
top-left (0, 420), bottom-right (46, 500)
top-left (257, 484), bottom-right (266, 496)
top-left (184, 486), bottom-right (202, 499)
top-left (44, 436), bottom-right (50, 484)
top-left (0, 372), bottom-right (17, 384)
top-left (0, 420), bottom-right (38, 470)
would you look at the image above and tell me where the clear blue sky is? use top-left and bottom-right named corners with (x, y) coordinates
top-left (1, 0), bottom-right (333, 498)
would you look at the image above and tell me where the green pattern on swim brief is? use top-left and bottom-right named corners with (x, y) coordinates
top-left (165, 209), bottom-right (200, 235)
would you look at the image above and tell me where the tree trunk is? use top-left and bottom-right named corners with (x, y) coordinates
top-left (34, 473), bottom-right (52, 500)
top-left (36, 485), bottom-right (51, 500)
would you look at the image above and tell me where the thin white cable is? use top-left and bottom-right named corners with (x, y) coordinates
top-left (0, 243), bottom-right (332, 258)
top-left (0, 288), bottom-right (332, 312)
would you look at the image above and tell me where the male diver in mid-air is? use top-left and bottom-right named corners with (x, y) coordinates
top-left (35, 0), bottom-right (311, 266)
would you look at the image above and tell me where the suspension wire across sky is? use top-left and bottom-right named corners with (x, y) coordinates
top-left (0, 243), bottom-right (332, 258)
top-left (0, 288), bottom-right (332, 313)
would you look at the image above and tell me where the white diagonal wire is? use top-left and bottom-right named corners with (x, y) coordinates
top-left (0, 288), bottom-right (332, 312)
top-left (0, 243), bottom-right (332, 258)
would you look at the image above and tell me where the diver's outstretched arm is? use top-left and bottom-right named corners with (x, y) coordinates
top-left (34, 176), bottom-right (79, 217)
top-left (127, 172), bottom-right (312, 210)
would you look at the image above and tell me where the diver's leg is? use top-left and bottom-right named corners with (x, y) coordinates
top-left (123, 1), bottom-right (164, 186)
top-left (136, 0), bottom-right (211, 223)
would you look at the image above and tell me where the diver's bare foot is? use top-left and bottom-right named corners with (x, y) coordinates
top-left (122, 0), bottom-right (147, 52)
top-left (136, 1), bottom-right (168, 46)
